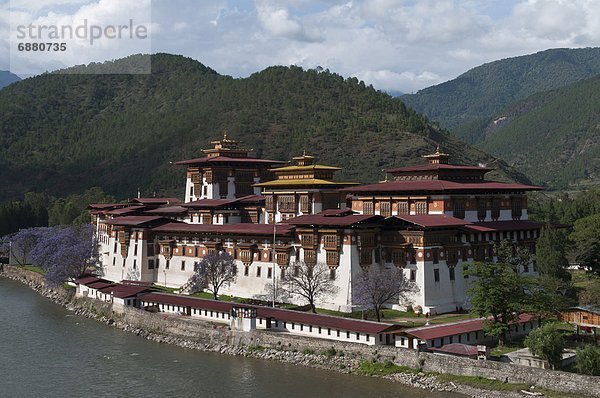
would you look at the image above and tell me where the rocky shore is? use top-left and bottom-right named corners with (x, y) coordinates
top-left (1, 267), bottom-right (539, 398)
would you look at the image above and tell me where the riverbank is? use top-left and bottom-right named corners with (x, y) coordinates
top-left (0, 267), bottom-right (583, 398)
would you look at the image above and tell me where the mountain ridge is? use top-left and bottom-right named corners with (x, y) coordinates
top-left (400, 47), bottom-right (600, 144)
top-left (0, 53), bottom-right (529, 203)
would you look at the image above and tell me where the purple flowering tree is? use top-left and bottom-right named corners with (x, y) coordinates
top-left (2, 227), bottom-right (49, 266)
top-left (30, 224), bottom-right (99, 286)
top-left (187, 252), bottom-right (237, 300)
top-left (355, 266), bottom-right (418, 322)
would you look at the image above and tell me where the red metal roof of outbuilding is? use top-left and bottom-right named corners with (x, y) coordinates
top-left (138, 293), bottom-right (400, 334)
top-left (403, 313), bottom-right (535, 341)
top-left (429, 343), bottom-right (479, 356)
top-left (386, 164), bottom-right (492, 173)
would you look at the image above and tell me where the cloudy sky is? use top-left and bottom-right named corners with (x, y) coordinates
top-left (2, 0), bottom-right (599, 92)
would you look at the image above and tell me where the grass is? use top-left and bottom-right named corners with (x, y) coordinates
top-left (21, 265), bottom-right (45, 275)
top-left (490, 340), bottom-right (525, 358)
top-left (309, 307), bottom-right (419, 321)
top-left (356, 360), bottom-right (416, 376)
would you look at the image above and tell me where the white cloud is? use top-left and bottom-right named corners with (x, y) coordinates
top-left (1, 0), bottom-right (599, 91)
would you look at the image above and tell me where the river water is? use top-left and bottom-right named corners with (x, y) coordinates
top-left (0, 277), bottom-right (460, 397)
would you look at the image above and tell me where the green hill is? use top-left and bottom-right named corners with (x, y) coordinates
top-left (477, 76), bottom-right (600, 189)
top-left (0, 71), bottom-right (20, 90)
top-left (400, 47), bottom-right (600, 144)
top-left (0, 53), bottom-right (528, 203)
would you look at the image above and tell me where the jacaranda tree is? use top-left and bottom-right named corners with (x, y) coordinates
top-left (30, 224), bottom-right (99, 286)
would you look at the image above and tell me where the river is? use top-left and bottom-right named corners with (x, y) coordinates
top-left (0, 277), bottom-right (460, 397)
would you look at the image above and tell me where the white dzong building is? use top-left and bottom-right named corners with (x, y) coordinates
top-left (91, 137), bottom-right (543, 314)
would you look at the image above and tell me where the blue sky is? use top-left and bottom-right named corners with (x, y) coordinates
top-left (2, 0), bottom-right (599, 92)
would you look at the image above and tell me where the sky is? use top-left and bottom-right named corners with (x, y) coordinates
top-left (1, 0), bottom-right (600, 92)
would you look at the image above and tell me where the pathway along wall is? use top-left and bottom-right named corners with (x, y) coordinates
top-left (2, 266), bottom-right (599, 397)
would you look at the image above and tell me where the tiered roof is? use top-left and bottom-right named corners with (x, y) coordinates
top-left (255, 153), bottom-right (358, 189)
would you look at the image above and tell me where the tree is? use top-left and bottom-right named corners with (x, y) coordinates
top-left (355, 266), bottom-right (418, 322)
top-left (536, 227), bottom-right (571, 281)
top-left (571, 214), bottom-right (600, 275)
top-left (466, 241), bottom-right (529, 345)
top-left (30, 224), bottom-right (99, 286)
top-left (187, 252), bottom-right (237, 300)
top-left (283, 261), bottom-right (339, 313)
top-left (576, 345), bottom-right (600, 376)
top-left (524, 323), bottom-right (566, 370)
top-left (4, 227), bottom-right (49, 266)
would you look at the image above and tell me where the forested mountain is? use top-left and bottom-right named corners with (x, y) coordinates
top-left (0, 71), bottom-right (20, 89)
top-left (400, 48), bottom-right (600, 144)
top-left (0, 53), bottom-right (527, 203)
top-left (478, 76), bottom-right (600, 189)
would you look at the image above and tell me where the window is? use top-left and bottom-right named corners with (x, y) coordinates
top-left (166, 260), bottom-right (170, 270)
top-left (477, 198), bottom-right (487, 221)
top-left (410, 269), bottom-right (416, 281)
top-left (181, 261), bottom-right (186, 271)
top-left (112, 257), bottom-right (116, 266)
top-left (113, 242), bottom-right (117, 253)
top-left (434, 268), bottom-right (440, 282)
top-left (329, 269), bottom-right (336, 280)
top-left (356, 333), bottom-right (360, 341)
top-left (267, 267), bottom-right (272, 279)
top-left (363, 201), bottom-right (374, 215)
top-left (415, 201), bottom-right (427, 215)
top-left (511, 197), bottom-right (523, 219)
top-left (432, 249), bottom-right (439, 264)
top-left (337, 330), bottom-right (340, 337)
top-left (122, 258), bottom-right (126, 268)
top-left (397, 201), bottom-right (409, 215)
top-left (278, 195), bottom-right (296, 212)
top-left (256, 266), bottom-right (261, 277)
top-left (491, 198), bottom-right (500, 220)
top-left (300, 195), bottom-right (310, 213)
top-left (453, 199), bottom-right (465, 219)
top-left (380, 201), bottom-right (391, 217)
top-left (449, 267), bottom-right (455, 281)
top-left (244, 265), bottom-right (249, 276)
top-left (134, 244), bottom-right (138, 256)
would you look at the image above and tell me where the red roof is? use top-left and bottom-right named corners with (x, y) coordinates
top-left (387, 164), bottom-right (492, 173)
top-left (174, 156), bottom-right (284, 166)
top-left (403, 313), bottom-right (535, 341)
top-left (144, 206), bottom-right (189, 215)
top-left (130, 197), bottom-right (181, 205)
top-left (106, 206), bottom-right (145, 215)
top-left (98, 284), bottom-right (151, 299)
top-left (393, 214), bottom-right (470, 228)
top-left (151, 222), bottom-right (293, 236)
top-left (183, 195), bottom-right (265, 209)
top-left (284, 213), bottom-right (382, 227)
top-left (86, 281), bottom-right (116, 290)
top-left (88, 203), bottom-right (129, 210)
top-left (105, 216), bottom-right (171, 227)
top-left (75, 276), bottom-right (105, 285)
top-left (464, 220), bottom-right (545, 232)
top-left (344, 180), bottom-right (542, 194)
top-left (429, 343), bottom-right (479, 356)
top-left (318, 209), bottom-right (356, 216)
top-left (139, 293), bottom-right (400, 334)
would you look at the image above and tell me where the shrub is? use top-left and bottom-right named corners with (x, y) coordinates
top-left (524, 323), bottom-right (565, 369)
top-left (576, 345), bottom-right (600, 376)
top-left (302, 348), bottom-right (315, 355)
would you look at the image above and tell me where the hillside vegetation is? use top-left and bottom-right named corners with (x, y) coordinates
top-left (401, 47), bottom-right (600, 144)
top-left (478, 76), bottom-right (600, 189)
top-left (0, 53), bottom-right (525, 203)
